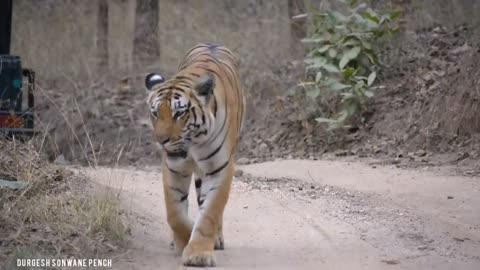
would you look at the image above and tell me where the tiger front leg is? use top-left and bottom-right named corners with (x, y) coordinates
top-left (162, 161), bottom-right (193, 253)
top-left (182, 160), bottom-right (234, 267)
top-left (194, 177), bottom-right (224, 250)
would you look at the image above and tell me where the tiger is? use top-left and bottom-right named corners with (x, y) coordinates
top-left (144, 43), bottom-right (246, 267)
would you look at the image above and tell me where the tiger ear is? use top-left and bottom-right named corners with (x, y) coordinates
top-left (195, 74), bottom-right (215, 99)
top-left (145, 73), bottom-right (165, 90)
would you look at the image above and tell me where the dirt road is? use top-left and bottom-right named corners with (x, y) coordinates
top-left (86, 159), bottom-right (480, 270)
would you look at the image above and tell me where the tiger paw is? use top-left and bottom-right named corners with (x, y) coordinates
top-left (214, 236), bottom-right (224, 250)
top-left (182, 245), bottom-right (216, 267)
top-left (172, 237), bottom-right (189, 254)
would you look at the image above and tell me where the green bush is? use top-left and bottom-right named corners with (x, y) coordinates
top-left (300, 0), bottom-right (400, 131)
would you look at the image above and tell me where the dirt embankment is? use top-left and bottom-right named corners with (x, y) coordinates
top-left (35, 23), bottom-right (480, 177)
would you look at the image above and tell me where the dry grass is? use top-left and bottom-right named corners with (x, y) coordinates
top-left (0, 135), bottom-right (130, 269)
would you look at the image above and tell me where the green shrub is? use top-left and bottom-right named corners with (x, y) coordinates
top-left (300, 0), bottom-right (400, 131)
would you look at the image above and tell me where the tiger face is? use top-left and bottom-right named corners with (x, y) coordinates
top-left (145, 73), bottom-right (215, 156)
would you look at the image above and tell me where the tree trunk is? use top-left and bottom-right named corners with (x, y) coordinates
top-left (97, 0), bottom-right (109, 72)
top-left (0, 0), bottom-right (13, 54)
top-left (133, 0), bottom-right (160, 67)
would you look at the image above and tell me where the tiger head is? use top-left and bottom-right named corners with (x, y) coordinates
top-left (144, 72), bottom-right (215, 155)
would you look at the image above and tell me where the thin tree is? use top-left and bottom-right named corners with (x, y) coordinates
top-left (97, 0), bottom-right (109, 72)
top-left (133, 0), bottom-right (160, 67)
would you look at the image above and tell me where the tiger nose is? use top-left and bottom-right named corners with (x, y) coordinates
top-left (157, 135), bottom-right (170, 145)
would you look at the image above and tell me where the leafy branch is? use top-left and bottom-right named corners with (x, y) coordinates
top-left (300, 0), bottom-right (400, 131)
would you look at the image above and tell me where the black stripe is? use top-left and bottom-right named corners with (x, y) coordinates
top-left (170, 86), bottom-right (187, 92)
top-left (198, 198), bottom-right (204, 206)
top-left (195, 179), bottom-right (202, 188)
top-left (170, 186), bottom-right (186, 195)
top-left (191, 107), bottom-right (197, 122)
top-left (166, 165), bottom-right (189, 177)
top-left (212, 96), bottom-right (217, 117)
top-left (194, 130), bottom-right (208, 138)
top-left (175, 75), bottom-right (194, 82)
top-left (200, 98), bottom-right (227, 147)
top-left (206, 160), bottom-right (230, 176)
top-left (177, 83), bottom-right (191, 88)
top-left (189, 72), bottom-right (201, 77)
top-left (199, 136), bottom-right (226, 161)
top-left (180, 193), bottom-right (188, 202)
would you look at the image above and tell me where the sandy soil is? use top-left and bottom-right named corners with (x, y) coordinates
top-left (85, 159), bottom-right (480, 270)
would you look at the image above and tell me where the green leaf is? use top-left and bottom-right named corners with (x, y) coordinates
top-left (342, 37), bottom-right (361, 47)
top-left (328, 48), bottom-right (338, 58)
top-left (337, 111), bottom-right (349, 122)
top-left (328, 11), bottom-right (348, 22)
top-left (354, 79), bottom-right (366, 89)
top-left (301, 37), bottom-right (326, 43)
top-left (367, 72), bottom-right (376, 86)
top-left (322, 63), bottom-right (340, 73)
top-left (340, 92), bottom-right (355, 99)
top-left (390, 11), bottom-right (401, 21)
top-left (339, 46), bottom-right (361, 69)
top-left (345, 46), bottom-right (362, 59)
top-left (339, 57), bottom-right (349, 70)
top-left (318, 44), bottom-right (331, 53)
top-left (364, 90), bottom-right (374, 98)
top-left (342, 67), bottom-right (356, 79)
top-left (306, 88), bottom-right (320, 99)
top-left (315, 72), bottom-right (323, 83)
top-left (364, 9), bottom-right (380, 24)
top-left (361, 40), bottom-right (372, 50)
top-left (305, 57), bottom-right (327, 69)
top-left (363, 51), bottom-right (378, 65)
top-left (330, 81), bottom-right (350, 91)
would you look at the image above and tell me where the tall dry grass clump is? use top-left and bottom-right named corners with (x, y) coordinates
top-left (0, 135), bottom-right (129, 268)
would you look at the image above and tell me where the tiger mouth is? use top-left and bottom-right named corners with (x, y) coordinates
top-left (165, 150), bottom-right (188, 158)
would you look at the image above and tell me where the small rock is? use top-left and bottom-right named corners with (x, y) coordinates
top-left (243, 205), bottom-right (248, 209)
top-left (418, 245), bottom-right (429, 250)
top-left (381, 259), bottom-right (400, 265)
top-left (447, 195), bottom-right (454, 200)
top-left (237, 157), bottom-right (250, 165)
top-left (415, 149), bottom-right (427, 157)
top-left (54, 154), bottom-right (69, 166)
top-left (298, 186), bottom-right (303, 191)
top-left (452, 237), bottom-right (465, 242)
top-left (234, 169), bottom-right (244, 177)
top-left (450, 42), bottom-right (471, 55)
